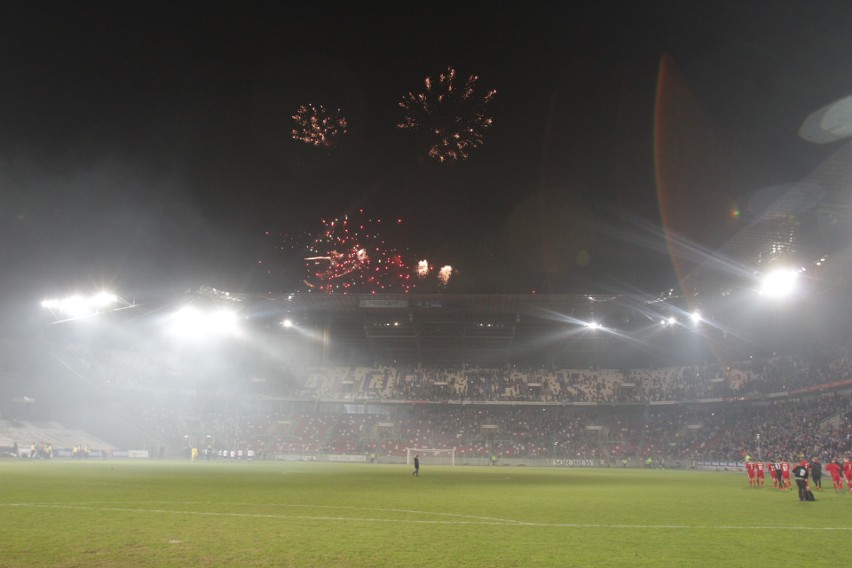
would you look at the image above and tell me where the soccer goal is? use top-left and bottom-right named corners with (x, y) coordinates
top-left (406, 447), bottom-right (456, 466)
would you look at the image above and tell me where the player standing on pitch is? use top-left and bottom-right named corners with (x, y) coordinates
top-left (755, 459), bottom-right (765, 488)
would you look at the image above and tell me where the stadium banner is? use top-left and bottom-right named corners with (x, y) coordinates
top-left (358, 299), bottom-right (409, 309)
top-left (111, 450), bottom-right (150, 459)
top-left (552, 459), bottom-right (596, 467)
top-left (695, 460), bottom-right (745, 471)
top-left (54, 449), bottom-right (108, 459)
top-left (328, 454), bottom-right (367, 463)
top-left (274, 453), bottom-right (314, 461)
top-left (412, 300), bottom-right (462, 309)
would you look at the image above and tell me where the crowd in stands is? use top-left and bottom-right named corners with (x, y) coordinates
top-left (263, 394), bottom-right (852, 463)
top-left (50, 328), bottom-right (852, 405)
top-left (293, 350), bottom-right (852, 404)
top-left (110, 387), bottom-right (851, 466)
top-left (22, 334), bottom-right (852, 465)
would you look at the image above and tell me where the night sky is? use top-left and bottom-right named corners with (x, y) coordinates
top-left (1, 1), bottom-right (851, 304)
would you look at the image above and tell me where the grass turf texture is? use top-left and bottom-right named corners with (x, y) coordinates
top-left (1, 461), bottom-right (848, 567)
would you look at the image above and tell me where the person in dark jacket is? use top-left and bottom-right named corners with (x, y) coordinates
top-left (412, 454), bottom-right (420, 477)
top-left (792, 460), bottom-right (810, 501)
top-left (810, 458), bottom-right (822, 490)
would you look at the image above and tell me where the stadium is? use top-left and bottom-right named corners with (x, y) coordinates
top-left (4, 5), bottom-right (852, 567)
top-left (5, 143), bottom-right (852, 469)
top-left (3, 219), bottom-right (852, 566)
top-left (6, 270), bottom-right (852, 467)
top-left (5, 140), bottom-right (852, 566)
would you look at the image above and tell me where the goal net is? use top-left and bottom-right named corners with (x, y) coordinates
top-left (406, 447), bottom-right (456, 466)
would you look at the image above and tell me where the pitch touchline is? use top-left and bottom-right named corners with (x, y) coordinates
top-left (3, 503), bottom-right (852, 531)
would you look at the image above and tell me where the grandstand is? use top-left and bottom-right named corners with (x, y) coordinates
top-left (2, 290), bottom-right (850, 468)
top-left (3, 142), bottom-right (852, 467)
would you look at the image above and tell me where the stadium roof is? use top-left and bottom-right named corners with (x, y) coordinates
top-left (205, 290), bottom-right (725, 368)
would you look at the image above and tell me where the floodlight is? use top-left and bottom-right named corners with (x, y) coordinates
top-left (282, 318), bottom-right (293, 328)
top-left (167, 305), bottom-right (242, 340)
top-left (92, 292), bottom-right (118, 307)
top-left (40, 291), bottom-right (119, 317)
top-left (208, 309), bottom-right (239, 334)
top-left (60, 295), bottom-right (88, 317)
top-left (690, 311), bottom-right (702, 324)
top-left (759, 268), bottom-right (799, 298)
top-left (170, 306), bottom-right (206, 338)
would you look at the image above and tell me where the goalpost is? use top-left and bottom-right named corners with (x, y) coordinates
top-left (406, 447), bottom-right (456, 466)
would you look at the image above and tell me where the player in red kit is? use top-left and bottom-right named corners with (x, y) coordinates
top-left (746, 459), bottom-right (756, 488)
top-left (825, 459), bottom-right (843, 490)
top-left (767, 461), bottom-right (778, 488)
top-left (755, 460), bottom-right (765, 487)
top-left (781, 459), bottom-right (792, 490)
top-left (844, 458), bottom-right (852, 491)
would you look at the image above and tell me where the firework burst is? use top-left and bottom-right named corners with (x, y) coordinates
top-left (291, 103), bottom-right (348, 148)
top-left (416, 260), bottom-right (430, 277)
top-left (397, 67), bottom-right (496, 162)
top-left (263, 215), bottom-right (457, 293)
top-left (303, 210), bottom-right (414, 293)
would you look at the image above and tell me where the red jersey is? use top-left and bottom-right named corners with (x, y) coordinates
top-left (844, 461), bottom-right (852, 479)
top-left (826, 462), bottom-right (842, 479)
top-left (768, 462), bottom-right (777, 475)
top-left (756, 461), bottom-right (765, 477)
top-left (746, 462), bottom-right (756, 477)
top-left (781, 462), bottom-right (790, 478)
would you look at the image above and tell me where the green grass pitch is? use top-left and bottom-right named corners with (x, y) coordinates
top-left (1, 460), bottom-right (848, 567)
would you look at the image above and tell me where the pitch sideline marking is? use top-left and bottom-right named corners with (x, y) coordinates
top-left (3, 503), bottom-right (852, 531)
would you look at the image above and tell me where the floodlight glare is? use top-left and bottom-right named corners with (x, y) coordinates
top-left (92, 292), bottom-right (118, 307)
top-left (690, 311), bottom-right (702, 324)
top-left (61, 295), bottom-right (88, 317)
top-left (41, 291), bottom-right (119, 317)
top-left (208, 309), bottom-right (239, 334)
top-left (282, 318), bottom-right (293, 328)
top-left (759, 268), bottom-right (799, 298)
top-left (168, 306), bottom-right (242, 340)
top-left (170, 306), bottom-right (205, 337)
